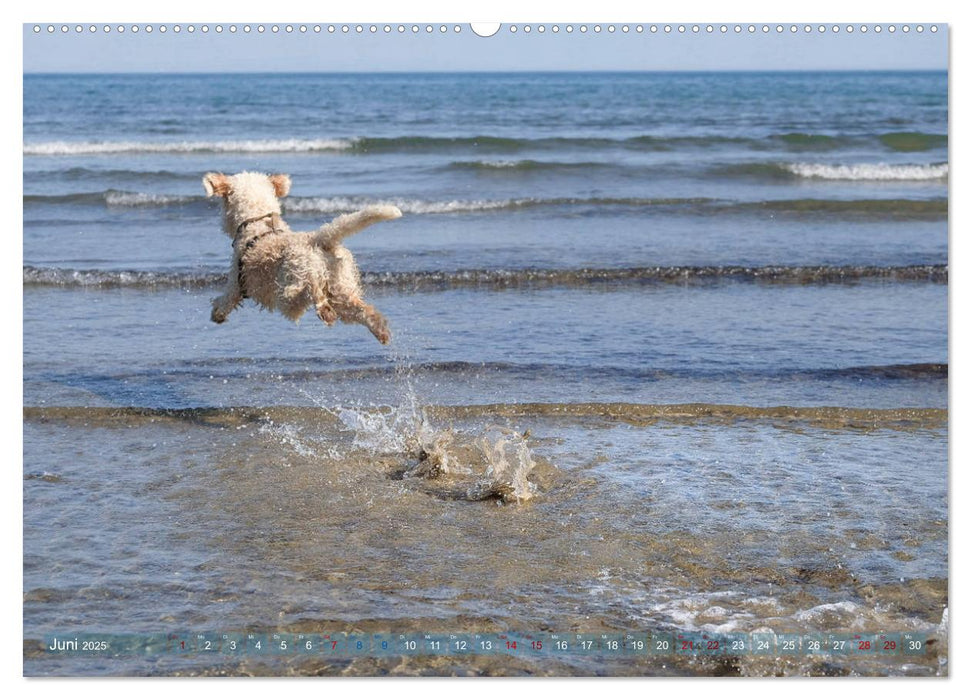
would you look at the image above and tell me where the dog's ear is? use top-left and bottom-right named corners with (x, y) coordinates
top-left (269, 174), bottom-right (291, 198)
top-left (203, 172), bottom-right (230, 197)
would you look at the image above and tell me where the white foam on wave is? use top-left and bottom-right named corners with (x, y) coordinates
top-left (645, 590), bottom-right (753, 633)
top-left (478, 160), bottom-right (522, 168)
top-left (24, 138), bottom-right (354, 155)
top-left (793, 601), bottom-right (864, 625)
top-left (285, 196), bottom-right (528, 215)
top-left (104, 191), bottom-right (196, 207)
top-left (785, 162), bottom-right (949, 181)
top-left (22, 266), bottom-right (220, 288)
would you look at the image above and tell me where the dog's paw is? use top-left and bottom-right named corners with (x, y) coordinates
top-left (375, 328), bottom-right (391, 345)
top-left (316, 304), bottom-right (338, 326)
top-left (211, 308), bottom-right (227, 324)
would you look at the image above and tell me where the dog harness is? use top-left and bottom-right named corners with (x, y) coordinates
top-left (233, 212), bottom-right (284, 298)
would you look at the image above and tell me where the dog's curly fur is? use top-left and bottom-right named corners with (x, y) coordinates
top-left (203, 171), bottom-right (401, 344)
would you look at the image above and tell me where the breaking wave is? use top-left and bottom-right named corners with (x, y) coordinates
top-left (282, 195), bottom-right (716, 215)
top-left (712, 162), bottom-right (949, 182)
top-left (23, 264), bottom-right (949, 290)
top-left (23, 131), bottom-right (948, 156)
top-left (23, 266), bottom-right (223, 289)
top-left (103, 190), bottom-right (197, 207)
top-left (783, 162), bottom-right (949, 181)
top-left (25, 187), bottom-right (947, 219)
top-left (444, 159), bottom-right (614, 173)
top-left (23, 138), bottom-right (354, 156)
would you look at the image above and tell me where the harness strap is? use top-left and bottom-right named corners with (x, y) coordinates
top-left (235, 211), bottom-right (276, 236)
top-left (233, 212), bottom-right (283, 297)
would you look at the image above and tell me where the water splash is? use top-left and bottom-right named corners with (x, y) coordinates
top-left (328, 402), bottom-right (539, 503)
top-left (258, 419), bottom-right (342, 460)
top-left (272, 386), bottom-right (542, 503)
top-left (273, 346), bottom-right (543, 503)
top-left (470, 427), bottom-right (538, 503)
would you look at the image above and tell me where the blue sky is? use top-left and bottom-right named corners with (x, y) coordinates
top-left (23, 23), bottom-right (948, 73)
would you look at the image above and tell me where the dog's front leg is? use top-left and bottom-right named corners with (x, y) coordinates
top-left (211, 256), bottom-right (244, 323)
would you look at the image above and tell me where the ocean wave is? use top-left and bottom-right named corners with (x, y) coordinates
top-left (103, 190), bottom-right (197, 207)
top-left (774, 131), bottom-right (947, 152)
top-left (810, 363), bottom-right (947, 380)
top-left (352, 135), bottom-right (537, 152)
top-left (24, 188), bottom-right (947, 219)
top-left (23, 403), bottom-right (948, 431)
top-left (739, 198), bottom-right (946, 217)
top-left (773, 133), bottom-right (843, 149)
top-left (23, 192), bottom-right (107, 206)
top-left (878, 132), bottom-right (949, 152)
top-left (350, 134), bottom-right (745, 153)
top-left (23, 138), bottom-right (354, 155)
top-left (364, 265), bottom-right (949, 288)
top-left (282, 195), bottom-right (716, 215)
top-left (783, 162), bottom-right (949, 181)
top-left (23, 131), bottom-right (949, 156)
top-left (26, 166), bottom-right (192, 182)
top-left (22, 267), bottom-right (222, 289)
top-left (23, 190), bottom-right (200, 208)
top-left (30, 359), bottom-right (949, 385)
top-left (23, 190), bottom-right (713, 214)
top-left (284, 196), bottom-right (532, 215)
top-left (444, 159), bottom-right (611, 173)
top-left (24, 264), bottom-right (948, 290)
top-left (712, 162), bottom-right (949, 182)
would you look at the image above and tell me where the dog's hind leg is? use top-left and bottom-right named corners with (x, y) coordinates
top-left (333, 295), bottom-right (391, 345)
top-left (314, 205), bottom-right (402, 249)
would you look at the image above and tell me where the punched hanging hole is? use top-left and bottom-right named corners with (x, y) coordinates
top-left (470, 23), bottom-right (501, 38)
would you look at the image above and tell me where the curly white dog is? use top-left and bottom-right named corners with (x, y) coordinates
top-left (203, 171), bottom-right (401, 344)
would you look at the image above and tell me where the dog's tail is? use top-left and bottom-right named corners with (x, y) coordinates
top-left (314, 205), bottom-right (402, 249)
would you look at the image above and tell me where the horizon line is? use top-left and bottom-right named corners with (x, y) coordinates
top-left (23, 67), bottom-right (948, 75)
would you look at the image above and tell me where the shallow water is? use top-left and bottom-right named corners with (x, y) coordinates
top-left (24, 401), bottom-right (947, 676)
top-left (23, 71), bottom-right (948, 676)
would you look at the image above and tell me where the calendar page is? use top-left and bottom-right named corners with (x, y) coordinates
top-left (22, 20), bottom-right (949, 678)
